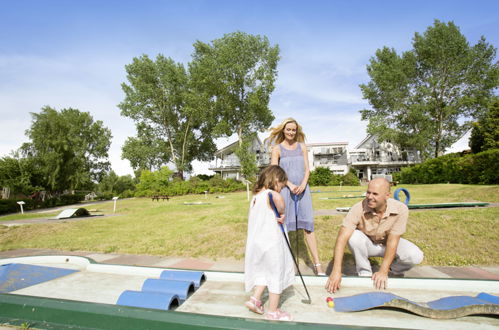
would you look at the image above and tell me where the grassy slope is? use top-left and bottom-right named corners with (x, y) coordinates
top-left (0, 184), bottom-right (497, 266)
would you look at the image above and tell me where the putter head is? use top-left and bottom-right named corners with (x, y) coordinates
top-left (301, 299), bottom-right (312, 304)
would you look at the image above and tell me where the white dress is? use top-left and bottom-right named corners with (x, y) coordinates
top-left (244, 189), bottom-right (295, 294)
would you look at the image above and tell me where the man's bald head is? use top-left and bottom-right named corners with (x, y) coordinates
top-left (368, 177), bottom-right (391, 194)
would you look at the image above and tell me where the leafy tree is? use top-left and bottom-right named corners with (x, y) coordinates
top-left (191, 31), bottom-right (280, 178)
top-left (469, 97), bottom-right (499, 153)
top-left (235, 134), bottom-right (258, 180)
top-left (22, 106), bottom-right (112, 192)
top-left (119, 54), bottom-right (216, 179)
top-left (360, 20), bottom-right (498, 159)
top-left (97, 170), bottom-right (136, 195)
top-left (0, 152), bottom-right (43, 195)
top-left (121, 126), bottom-right (169, 171)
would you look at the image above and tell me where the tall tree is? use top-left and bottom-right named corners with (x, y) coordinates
top-left (360, 20), bottom-right (498, 159)
top-left (22, 106), bottom-right (112, 192)
top-left (469, 97), bottom-right (499, 153)
top-left (191, 31), bottom-right (280, 178)
top-left (119, 54), bottom-right (216, 179)
top-left (121, 123), bottom-right (169, 172)
top-left (0, 152), bottom-right (43, 195)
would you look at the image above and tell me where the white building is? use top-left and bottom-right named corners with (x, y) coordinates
top-left (349, 135), bottom-right (421, 181)
top-left (307, 142), bottom-right (349, 175)
top-left (209, 135), bottom-right (421, 181)
top-left (208, 137), bottom-right (270, 180)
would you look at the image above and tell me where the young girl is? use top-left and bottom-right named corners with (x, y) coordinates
top-left (244, 165), bottom-right (295, 321)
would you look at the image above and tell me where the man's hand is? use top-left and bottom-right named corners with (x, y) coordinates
top-left (372, 271), bottom-right (388, 290)
top-left (325, 271), bottom-right (342, 293)
top-left (276, 213), bottom-right (285, 224)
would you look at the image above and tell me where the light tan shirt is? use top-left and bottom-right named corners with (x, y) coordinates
top-left (342, 198), bottom-right (408, 244)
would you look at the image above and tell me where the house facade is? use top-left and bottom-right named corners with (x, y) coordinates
top-left (306, 142), bottom-right (349, 175)
top-left (349, 135), bottom-right (421, 181)
top-left (208, 137), bottom-right (270, 180)
top-left (209, 135), bottom-right (421, 181)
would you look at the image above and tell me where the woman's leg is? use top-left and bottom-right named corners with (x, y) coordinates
top-left (304, 230), bottom-right (324, 274)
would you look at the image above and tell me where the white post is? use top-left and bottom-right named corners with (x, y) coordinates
top-left (246, 180), bottom-right (250, 201)
top-left (17, 201), bottom-right (25, 214)
top-left (339, 181), bottom-right (343, 191)
top-left (204, 190), bottom-right (208, 199)
top-left (112, 197), bottom-right (119, 213)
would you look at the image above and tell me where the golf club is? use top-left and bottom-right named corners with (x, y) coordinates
top-left (293, 193), bottom-right (299, 266)
top-left (268, 192), bottom-right (312, 304)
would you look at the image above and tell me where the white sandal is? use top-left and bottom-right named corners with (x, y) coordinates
top-left (314, 263), bottom-right (326, 276)
top-left (245, 296), bottom-right (264, 315)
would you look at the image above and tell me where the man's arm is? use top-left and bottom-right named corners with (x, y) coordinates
top-left (372, 233), bottom-right (400, 290)
top-left (325, 226), bottom-right (354, 293)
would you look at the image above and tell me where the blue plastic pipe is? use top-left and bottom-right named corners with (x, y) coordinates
top-left (142, 278), bottom-right (195, 301)
top-left (160, 270), bottom-right (206, 288)
top-left (116, 290), bottom-right (179, 310)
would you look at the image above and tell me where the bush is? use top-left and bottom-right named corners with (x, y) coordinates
top-left (309, 167), bottom-right (360, 186)
top-left (309, 167), bottom-right (333, 186)
top-left (0, 193), bottom-right (86, 215)
top-left (397, 149), bottom-right (499, 184)
top-left (342, 169), bottom-right (361, 186)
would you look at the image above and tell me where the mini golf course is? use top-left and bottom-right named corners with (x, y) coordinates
top-left (0, 255), bottom-right (497, 329)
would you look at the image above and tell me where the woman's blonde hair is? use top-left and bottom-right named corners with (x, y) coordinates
top-left (264, 117), bottom-right (306, 146)
top-left (253, 165), bottom-right (288, 194)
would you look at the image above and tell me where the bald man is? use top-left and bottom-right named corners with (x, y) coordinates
top-left (326, 178), bottom-right (423, 292)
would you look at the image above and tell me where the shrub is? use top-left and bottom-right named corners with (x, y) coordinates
top-left (397, 149), bottom-right (498, 184)
top-left (309, 167), bottom-right (333, 186)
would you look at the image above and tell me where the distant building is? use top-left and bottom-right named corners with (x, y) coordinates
top-left (209, 135), bottom-right (421, 181)
top-left (208, 137), bottom-right (270, 180)
top-left (306, 142), bottom-right (349, 175)
top-left (349, 135), bottom-right (421, 181)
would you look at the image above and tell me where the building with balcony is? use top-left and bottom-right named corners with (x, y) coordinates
top-left (307, 142), bottom-right (349, 175)
top-left (349, 135), bottom-right (421, 181)
top-left (209, 135), bottom-right (421, 181)
top-left (208, 137), bottom-right (270, 180)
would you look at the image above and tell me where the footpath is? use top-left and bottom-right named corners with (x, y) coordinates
top-left (1, 248), bottom-right (498, 280)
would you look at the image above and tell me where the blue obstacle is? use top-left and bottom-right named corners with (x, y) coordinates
top-left (160, 270), bottom-right (206, 288)
top-left (116, 290), bottom-right (179, 310)
top-left (142, 278), bottom-right (195, 301)
top-left (333, 291), bottom-right (499, 318)
top-left (394, 188), bottom-right (410, 205)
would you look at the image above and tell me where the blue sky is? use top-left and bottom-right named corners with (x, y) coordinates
top-left (1, 0), bottom-right (498, 175)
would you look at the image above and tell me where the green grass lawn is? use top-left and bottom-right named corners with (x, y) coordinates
top-left (0, 184), bottom-right (497, 266)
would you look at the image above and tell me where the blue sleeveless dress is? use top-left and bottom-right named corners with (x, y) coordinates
top-left (278, 143), bottom-right (315, 232)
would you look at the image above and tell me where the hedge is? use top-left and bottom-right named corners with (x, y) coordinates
top-left (0, 194), bottom-right (86, 216)
top-left (393, 149), bottom-right (499, 184)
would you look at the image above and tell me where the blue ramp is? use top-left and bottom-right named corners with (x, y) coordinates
top-left (334, 292), bottom-right (499, 319)
top-left (0, 263), bottom-right (78, 293)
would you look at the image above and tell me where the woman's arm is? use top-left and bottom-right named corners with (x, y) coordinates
top-left (270, 145), bottom-right (280, 165)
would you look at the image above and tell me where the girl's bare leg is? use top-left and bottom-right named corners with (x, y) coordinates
top-left (268, 292), bottom-right (280, 312)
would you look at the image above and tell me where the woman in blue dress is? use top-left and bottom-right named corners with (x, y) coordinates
top-left (266, 118), bottom-right (325, 276)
